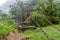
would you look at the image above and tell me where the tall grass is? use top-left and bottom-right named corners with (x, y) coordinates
top-left (0, 19), bottom-right (17, 36)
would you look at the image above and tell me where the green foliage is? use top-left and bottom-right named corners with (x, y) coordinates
top-left (26, 11), bottom-right (49, 27)
top-left (21, 24), bottom-right (60, 40)
top-left (33, 0), bottom-right (60, 25)
top-left (21, 29), bottom-right (47, 40)
top-left (9, 0), bottom-right (60, 26)
top-left (9, 1), bottom-right (25, 18)
top-left (0, 19), bottom-right (17, 36)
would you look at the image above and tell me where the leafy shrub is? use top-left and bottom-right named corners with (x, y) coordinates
top-left (26, 11), bottom-right (50, 27)
top-left (0, 19), bottom-right (17, 36)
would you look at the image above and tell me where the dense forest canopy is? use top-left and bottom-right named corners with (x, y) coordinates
top-left (0, 0), bottom-right (60, 26)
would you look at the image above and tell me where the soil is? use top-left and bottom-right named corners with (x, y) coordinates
top-left (1, 32), bottom-right (29, 40)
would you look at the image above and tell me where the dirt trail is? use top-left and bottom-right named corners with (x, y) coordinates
top-left (1, 32), bottom-right (29, 40)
